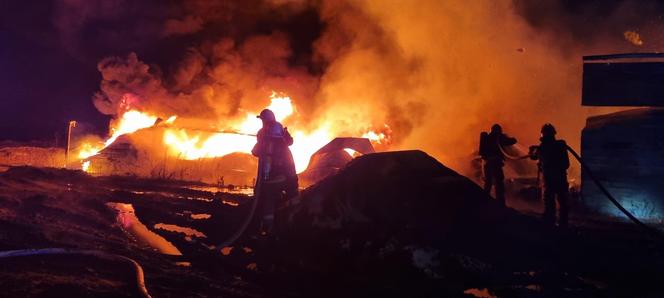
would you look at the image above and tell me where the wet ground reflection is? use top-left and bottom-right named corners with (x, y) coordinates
top-left (154, 223), bottom-right (207, 239)
top-left (186, 185), bottom-right (254, 195)
top-left (190, 213), bottom-right (212, 220)
top-left (107, 202), bottom-right (182, 255)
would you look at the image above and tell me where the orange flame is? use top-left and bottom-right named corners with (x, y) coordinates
top-left (78, 110), bottom-right (161, 159)
top-left (79, 91), bottom-right (388, 174)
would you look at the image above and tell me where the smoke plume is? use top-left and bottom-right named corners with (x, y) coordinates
top-left (64, 0), bottom-right (664, 173)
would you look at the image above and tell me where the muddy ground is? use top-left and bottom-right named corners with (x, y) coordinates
top-left (0, 155), bottom-right (662, 298)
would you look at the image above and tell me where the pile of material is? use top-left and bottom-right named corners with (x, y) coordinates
top-left (275, 150), bottom-right (558, 296)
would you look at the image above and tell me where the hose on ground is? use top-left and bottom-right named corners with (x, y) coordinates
top-left (498, 140), bottom-right (664, 240)
top-left (214, 166), bottom-right (264, 250)
top-left (565, 145), bottom-right (664, 239)
top-left (0, 248), bottom-right (151, 298)
top-left (214, 190), bottom-right (260, 249)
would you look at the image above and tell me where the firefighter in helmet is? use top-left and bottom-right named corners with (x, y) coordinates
top-left (529, 123), bottom-right (570, 228)
top-left (251, 109), bottom-right (299, 233)
top-left (479, 124), bottom-right (517, 206)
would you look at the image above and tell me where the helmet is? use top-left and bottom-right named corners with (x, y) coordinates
top-left (256, 109), bottom-right (276, 123)
top-left (491, 124), bottom-right (502, 134)
top-left (541, 123), bottom-right (557, 137)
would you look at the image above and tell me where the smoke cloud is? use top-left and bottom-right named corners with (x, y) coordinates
top-left (68, 0), bottom-right (664, 173)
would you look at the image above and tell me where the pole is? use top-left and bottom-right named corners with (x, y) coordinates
top-left (65, 121), bottom-right (77, 168)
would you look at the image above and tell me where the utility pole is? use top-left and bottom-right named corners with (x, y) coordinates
top-left (65, 120), bottom-right (77, 168)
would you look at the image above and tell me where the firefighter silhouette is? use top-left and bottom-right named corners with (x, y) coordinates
top-left (530, 123), bottom-right (570, 228)
top-left (251, 109), bottom-right (298, 233)
top-left (479, 124), bottom-right (517, 206)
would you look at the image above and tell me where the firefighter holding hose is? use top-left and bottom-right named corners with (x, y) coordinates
top-left (479, 124), bottom-right (517, 206)
top-left (252, 109), bottom-right (298, 234)
top-left (529, 123), bottom-right (570, 228)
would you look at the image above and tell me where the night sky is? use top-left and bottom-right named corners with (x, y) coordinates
top-left (1, 0), bottom-right (662, 145)
top-left (1, 2), bottom-right (105, 143)
top-left (0, 0), bottom-right (323, 144)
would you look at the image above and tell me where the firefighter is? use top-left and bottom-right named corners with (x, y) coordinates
top-left (530, 123), bottom-right (570, 228)
top-left (479, 124), bottom-right (517, 206)
top-left (251, 109), bottom-right (298, 234)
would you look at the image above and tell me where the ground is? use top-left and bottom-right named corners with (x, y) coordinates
top-left (0, 154), bottom-right (661, 298)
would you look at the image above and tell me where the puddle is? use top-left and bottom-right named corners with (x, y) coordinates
top-left (221, 247), bottom-right (233, 256)
top-left (222, 200), bottom-right (240, 207)
top-left (463, 288), bottom-right (497, 298)
top-left (578, 276), bottom-right (608, 289)
top-left (108, 202), bottom-right (182, 255)
top-left (246, 263), bottom-right (258, 271)
top-left (190, 213), bottom-right (211, 220)
top-left (187, 185), bottom-right (254, 195)
top-left (154, 223), bottom-right (207, 238)
top-left (186, 196), bottom-right (214, 202)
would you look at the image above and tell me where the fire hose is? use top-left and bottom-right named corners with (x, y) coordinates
top-left (565, 145), bottom-right (664, 239)
top-left (213, 151), bottom-right (273, 250)
top-left (498, 141), bottom-right (664, 239)
top-left (0, 248), bottom-right (151, 298)
top-left (214, 176), bottom-right (262, 249)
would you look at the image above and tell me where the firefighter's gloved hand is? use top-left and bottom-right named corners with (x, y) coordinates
top-left (528, 145), bottom-right (540, 160)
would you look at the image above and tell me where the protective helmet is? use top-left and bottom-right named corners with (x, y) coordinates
top-left (541, 123), bottom-right (557, 137)
top-left (491, 124), bottom-right (502, 134)
top-left (256, 109), bottom-right (276, 123)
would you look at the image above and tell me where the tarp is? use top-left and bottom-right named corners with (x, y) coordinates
top-left (298, 137), bottom-right (375, 187)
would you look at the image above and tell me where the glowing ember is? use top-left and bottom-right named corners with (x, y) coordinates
top-left (81, 160), bottom-right (91, 172)
top-left (344, 148), bottom-right (359, 156)
top-left (624, 30), bottom-right (643, 46)
top-left (362, 130), bottom-right (387, 144)
top-left (164, 115), bottom-right (177, 124)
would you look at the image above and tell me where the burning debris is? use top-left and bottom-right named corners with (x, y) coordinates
top-left (623, 30), bottom-right (644, 46)
top-left (75, 90), bottom-right (388, 182)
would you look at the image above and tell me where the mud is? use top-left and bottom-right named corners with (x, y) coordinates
top-left (0, 155), bottom-right (661, 297)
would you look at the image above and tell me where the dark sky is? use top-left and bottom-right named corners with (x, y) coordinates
top-left (1, 0), bottom-right (662, 145)
top-left (0, 1), bottom-right (105, 144)
top-left (0, 0), bottom-right (322, 145)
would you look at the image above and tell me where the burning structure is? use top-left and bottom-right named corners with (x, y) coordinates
top-left (582, 53), bottom-right (664, 220)
top-left (74, 91), bottom-right (386, 185)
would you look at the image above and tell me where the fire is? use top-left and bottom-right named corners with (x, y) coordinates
top-left (163, 93), bottom-right (325, 173)
top-left (362, 130), bottom-right (386, 144)
top-left (105, 110), bottom-right (159, 147)
top-left (624, 30), bottom-right (643, 46)
top-left (78, 91), bottom-right (388, 175)
top-left (78, 110), bottom-right (161, 159)
top-left (81, 160), bottom-right (91, 172)
top-left (163, 130), bottom-right (255, 159)
top-left (238, 91), bottom-right (294, 134)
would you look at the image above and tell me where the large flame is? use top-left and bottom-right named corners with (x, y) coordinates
top-left (78, 110), bottom-right (161, 160)
top-left (163, 92), bottom-right (334, 173)
top-left (79, 91), bottom-right (386, 174)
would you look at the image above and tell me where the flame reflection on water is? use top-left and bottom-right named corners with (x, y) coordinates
top-left (107, 202), bottom-right (182, 255)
